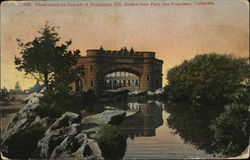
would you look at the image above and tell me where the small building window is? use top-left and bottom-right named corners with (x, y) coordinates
top-left (91, 81), bottom-right (93, 87)
top-left (90, 65), bottom-right (93, 72)
top-left (147, 75), bottom-right (149, 81)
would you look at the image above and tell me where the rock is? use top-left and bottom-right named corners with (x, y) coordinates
top-left (147, 88), bottom-right (165, 96)
top-left (30, 116), bottom-right (54, 128)
top-left (22, 92), bottom-right (43, 103)
top-left (128, 90), bottom-right (143, 96)
top-left (37, 111), bottom-right (104, 159)
top-left (85, 139), bottom-right (103, 160)
top-left (80, 110), bottom-right (91, 119)
top-left (70, 138), bottom-right (104, 160)
top-left (39, 125), bottom-right (103, 159)
top-left (1, 94), bottom-right (42, 145)
top-left (81, 110), bottom-right (126, 125)
top-left (154, 88), bottom-right (165, 95)
top-left (147, 91), bottom-right (154, 96)
top-left (126, 111), bottom-right (137, 117)
top-left (0, 152), bottom-right (9, 160)
top-left (104, 106), bottom-right (117, 110)
top-left (38, 122), bottom-right (81, 158)
top-left (155, 100), bottom-right (165, 108)
top-left (50, 136), bottom-right (80, 159)
top-left (0, 91), bottom-right (52, 159)
top-left (75, 133), bottom-right (88, 145)
top-left (81, 126), bottom-right (101, 139)
top-left (46, 112), bottom-right (80, 134)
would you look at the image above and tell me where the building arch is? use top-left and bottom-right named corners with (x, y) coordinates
top-left (76, 48), bottom-right (163, 94)
top-left (103, 67), bottom-right (142, 77)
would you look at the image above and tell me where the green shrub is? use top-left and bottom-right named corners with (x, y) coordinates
top-left (210, 103), bottom-right (249, 157)
top-left (80, 90), bottom-right (104, 114)
top-left (3, 124), bottom-right (47, 159)
top-left (96, 125), bottom-right (127, 160)
top-left (38, 90), bottom-right (78, 118)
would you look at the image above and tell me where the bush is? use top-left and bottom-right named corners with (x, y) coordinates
top-left (38, 90), bottom-right (79, 118)
top-left (166, 53), bottom-right (249, 104)
top-left (3, 124), bottom-right (47, 159)
top-left (96, 125), bottom-right (127, 160)
top-left (210, 103), bottom-right (249, 157)
top-left (81, 89), bottom-right (98, 103)
top-left (80, 89), bottom-right (105, 114)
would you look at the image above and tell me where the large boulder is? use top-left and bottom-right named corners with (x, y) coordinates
top-left (1, 92), bottom-right (43, 144)
top-left (37, 110), bottom-right (126, 159)
top-left (50, 135), bottom-right (80, 159)
top-left (50, 135), bottom-right (103, 160)
top-left (38, 123), bottom-right (82, 158)
top-left (81, 110), bottom-right (126, 125)
top-left (37, 112), bottom-right (81, 158)
top-left (37, 112), bottom-right (104, 160)
top-left (45, 112), bottom-right (80, 133)
top-left (0, 92), bottom-right (50, 159)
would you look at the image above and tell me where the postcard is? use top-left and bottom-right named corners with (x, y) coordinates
top-left (0, 0), bottom-right (249, 159)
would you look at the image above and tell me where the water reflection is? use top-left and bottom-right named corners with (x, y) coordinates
top-left (102, 100), bottom-right (249, 158)
top-left (120, 102), bottom-right (163, 139)
top-left (165, 103), bottom-right (249, 157)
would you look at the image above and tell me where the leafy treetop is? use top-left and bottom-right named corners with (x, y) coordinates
top-left (166, 53), bottom-right (249, 104)
top-left (14, 23), bottom-right (83, 93)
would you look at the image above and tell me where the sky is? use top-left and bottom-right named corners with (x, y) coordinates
top-left (1, 0), bottom-right (249, 90)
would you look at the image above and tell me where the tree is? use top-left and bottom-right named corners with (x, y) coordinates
top-left (14, 81), bottom-right (22, 93)
top-left (14, 23), bottom-right (83, 94)
top-left (166, 53), bottom-right (249, 104)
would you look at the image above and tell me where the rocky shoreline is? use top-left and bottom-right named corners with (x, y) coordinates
top-left (0, 92), bottom-right (126, 159)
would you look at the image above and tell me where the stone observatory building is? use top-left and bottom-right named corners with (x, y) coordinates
top-left (73, 47), bottom-right (163, 94)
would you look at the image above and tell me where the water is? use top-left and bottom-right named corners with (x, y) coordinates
top-left (102, 100), bottom-right (249, 159)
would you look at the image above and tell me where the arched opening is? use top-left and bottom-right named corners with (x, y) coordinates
top-left (105, 71), bottom-right (140, 90)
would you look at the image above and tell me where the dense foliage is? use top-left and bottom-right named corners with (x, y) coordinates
top-left (96, 125), bottom-right (127, 160)
top-left (14, 23), bottom-right (84, 117)
top-left (210, 103), bottom-right (249, 157)
top-left (3, 124), bottom-right (47, 158)
top-left (166, 53), bottom-right (249, 104)
top-left (15, 23), bottom-right (83, 93)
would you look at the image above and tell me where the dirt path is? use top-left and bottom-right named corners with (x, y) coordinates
top-left (0, 94), bottom-right (27, 133)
